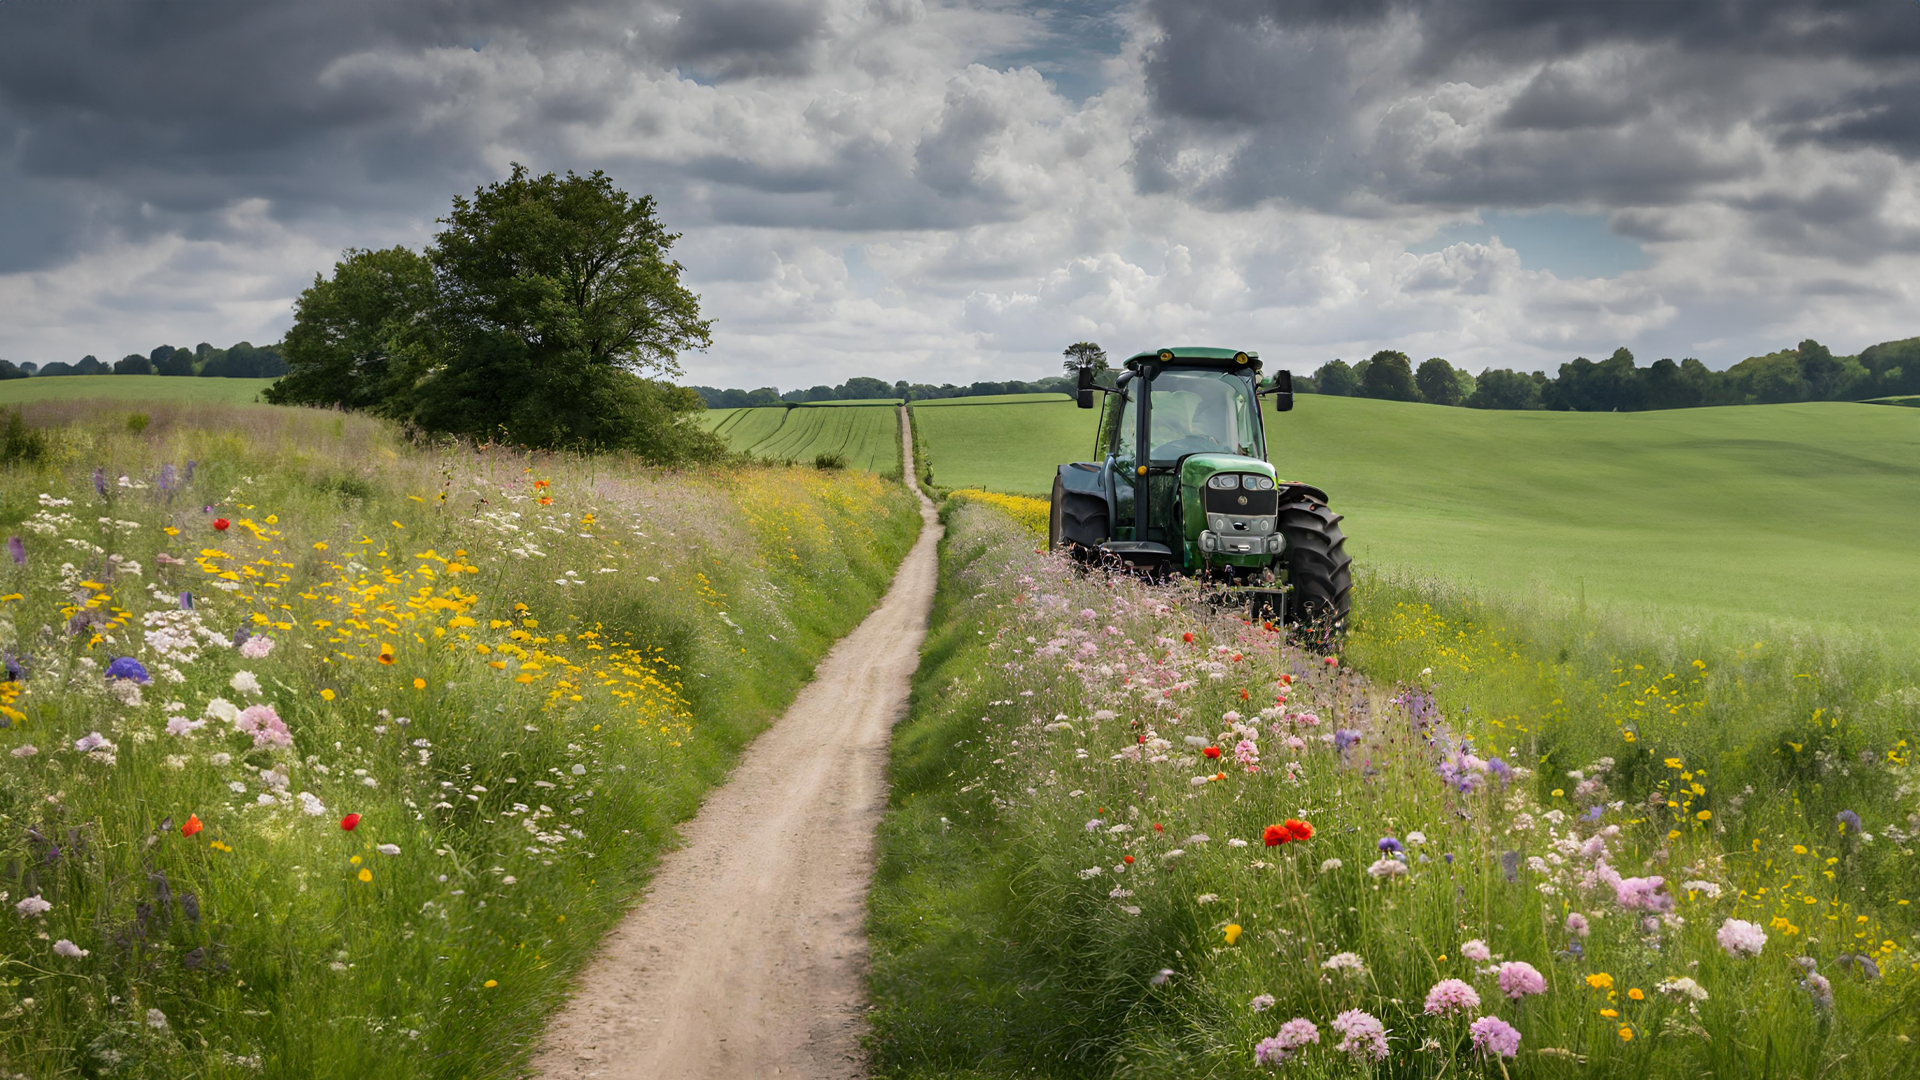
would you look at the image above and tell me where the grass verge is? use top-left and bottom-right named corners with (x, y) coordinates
top-left (868, 499), bottom-right (1919, 1079)
top-left (0, 401), bottom-right (919, 1078)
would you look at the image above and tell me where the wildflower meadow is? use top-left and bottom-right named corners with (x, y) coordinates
top-left (0, 401), bottom-right (918, 1077)
top-left (870, 498), bottom-right (1919, 1078)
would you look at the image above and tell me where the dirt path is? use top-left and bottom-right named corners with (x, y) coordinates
top-left (528, 405), bottom-right (939, 1080)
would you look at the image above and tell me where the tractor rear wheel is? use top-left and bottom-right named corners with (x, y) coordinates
top-left (1277, 498), bottom-right (1352, 648)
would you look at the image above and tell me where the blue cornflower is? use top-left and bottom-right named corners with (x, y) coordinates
top-left (104, 657), bottom-right (151, 684)
top-left (1378, 836), bottom-right (1404, 854)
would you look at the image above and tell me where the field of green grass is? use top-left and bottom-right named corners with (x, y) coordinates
top-left (701, 404), bottom-right (901, 473)
top-left (913, 392), bottom-right (1070, 407)
top-left (0, 401), bottom-right (919, 1077)
top-left (0, 375), bottom-right (277, 406)
top-left (914, 395), bottom-right (1920, 647)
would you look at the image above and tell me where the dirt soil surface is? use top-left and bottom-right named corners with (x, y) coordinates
top-left (529, 407), bottom-right (940, 1079)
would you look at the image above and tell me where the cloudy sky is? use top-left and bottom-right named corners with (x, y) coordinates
top-left (3, 0), bottom-right (1919, 390)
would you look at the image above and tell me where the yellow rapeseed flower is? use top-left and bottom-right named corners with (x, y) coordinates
top-left (1696, 810), bottom-right (1712, 821)
top-left (320, 688), bottom-right (335, 701)
top-left (357, 868), bottom-right (372, 883)
top-left (1599, 1008), bottom-right (1619, 1018)
top-left (1587, 973), bottom-right (1614, 990)
top-left (484, 979), bottom-right (498, 988)
top-left (1618, 1026), bottom-right (1634, 1042)
top-left (1223, 924), bottom-right (1243, 945)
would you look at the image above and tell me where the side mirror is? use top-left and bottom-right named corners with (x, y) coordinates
top-left (1268, 370), bottom-right (1294, 413)
top-left (1076, 365), bottom-right (1096, 409)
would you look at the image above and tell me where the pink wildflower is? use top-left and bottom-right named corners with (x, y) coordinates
top-left (1423, 978), bottom-right (1481, 1016)
top-left (1329, 1009), bottom-right (1388, 1061)
top-left (239, 635), bottom-right (275, 660)
top-left (1496, 960), bottom-right (1548, 999)
top-left (1468, 1015), bottom-right (1521, 1058)
top-left (1565, 912), bottom-right (1591, 937)
top-left (1459, 939), bottom-right (1492, 963)
top-left (1253, 1017), bottom-right (1319, 1066)
top-left (1717, 918), bottom-right (1767, 958)
top-left (1615, 875), bottom-right (1674, 913)
top-left (234, 704), bottom-right (292, 749)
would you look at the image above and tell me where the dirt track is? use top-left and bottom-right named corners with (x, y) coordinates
top-left (528, 406), bottom-right (939, 1080)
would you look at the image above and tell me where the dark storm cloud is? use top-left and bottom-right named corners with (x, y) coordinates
top-left (0, 0), bottom-right (847, 274)
top-left (1136, 0), bottom-right (1920, 220)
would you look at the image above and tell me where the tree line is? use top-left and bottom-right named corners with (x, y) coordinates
top-left (0, 342), bottom-right (287, 381)
top-left (691, 372), bottom-right (1086, 408)
top-left (266, 166), bottom-right (720, 462)
top-left (1298, 337), bottom-right (1920, 410)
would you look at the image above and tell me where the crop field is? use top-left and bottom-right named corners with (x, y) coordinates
top-left (0, 375), bottom-right (279, 407)
top-left (913, 395), bottom-right (1920, 648)
top-left (0, 401), bottom-right (919, 1077)
top-left (701, 404), bottom-right (901, 474)
top-left (913, 393), bottom-right (1070, 407)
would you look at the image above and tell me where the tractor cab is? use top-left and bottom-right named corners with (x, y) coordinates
top-left (1049, 347), bottom-right (1352, 639)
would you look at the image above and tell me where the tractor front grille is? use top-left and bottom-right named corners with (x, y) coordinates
top-left (1203, 484), bottom-right (1277, 517)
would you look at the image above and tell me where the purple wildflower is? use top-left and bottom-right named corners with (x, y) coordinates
top-left (179, 592), bottom-right (193, 610)
top-left (6, 536), bottom-right (22, 565)
top-left (1252, 1018), bottom-right (1319, 1066)
top-left (184, 460), bottom-right (196, 482)
top-left (1486, 756), bottom-right (1513, 784)
top-left (1582, 804), bottom-right (1605, 822)
top-left (1377, 836), bottom-right (1404, 854)
top-left (1333, 728), bottom-right (1361, 753)
top-left (1836, 810), bottom-right (1862, 835)
top-left (158, 464), bottom-right (176, 491)
top-left (104, 657), bottom-right (151, 684)
top-left (93, 468), bottom-right (107, 496)
top-left (1468, 1015), bottom-right (1521, 1058)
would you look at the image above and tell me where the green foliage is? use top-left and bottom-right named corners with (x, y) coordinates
top-left (266, 246), bottom-right (438, 411)
top-left (814, 451), bottom-right (848, 470)
top-left (1311, 359), bottom-right (1359, 397)
top-left (433, 164), bottom-right (709, 379)
top-left (1360, 350), bottom-right (1420, 402)
top-left (1467, 368), bottom-right (1542, 409)
top-left (125, 413), bottom-right (150, 434)
top-left (271, 166), bottom-right (714, 457)
top-left (0, 409), bottom-right (47, 465)
top-left (1415, 357), bottom-right (1463, 406)
top-left (1064, 341), bottom-right (1110, 375)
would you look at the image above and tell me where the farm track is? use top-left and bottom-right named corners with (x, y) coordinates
top-left (528, 405), bottom-right (938, 1080)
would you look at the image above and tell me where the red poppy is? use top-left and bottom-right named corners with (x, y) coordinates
top-left (212, 518), bottom-right (230, 531)
top-left (1279, 674), bottom-right (1294, 685)
top-left (340, 813), bottom-right (361, 831)
top-left (181, 814), bottom-right (203, 838)
top-left (1262, 824), bottom-right (1290, 846)
top-left (1123, 854), bottom-right (1134, 864)
top-left (1152, 822), bottom-right (1164, 832)
top-left (1202, 745), bottom-right (1222, 760)
top-left (1231, 653), bottom-right (1242, 663)
top-left (1182, 632), bottom-right (1193, 644)
top-left (1323, 656), bottom-right (1339, 666)
top-left (1138, 734), bottom-right (1147, 744)
top-left (1240, 688), bottom-right (1250, 700)
top-left (1286, 818), bottom-right (1314, 842)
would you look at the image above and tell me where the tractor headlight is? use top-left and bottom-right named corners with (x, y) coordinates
top-left (1206, 474), bottom-right (1239, 490)
top-left (1246, 476), bottom-right (1275, 491)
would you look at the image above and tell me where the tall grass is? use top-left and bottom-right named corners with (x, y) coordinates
top-left (868, 501), bottom-right (1919, 1079)
top-left (0, 402), bottom-right (919, 1078)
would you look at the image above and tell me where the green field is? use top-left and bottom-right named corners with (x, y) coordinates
top-left (913, 395), bottom-right (1920, 645)
top-left (913, 392), bottom-right (1070, 407)
top-left (0, 375), bottom-right (278, 406)
top-left (702, 404), bottom-right (901, 473)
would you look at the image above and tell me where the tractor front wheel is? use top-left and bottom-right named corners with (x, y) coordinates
top-left (1277, 498), bottom-right (1352, 648)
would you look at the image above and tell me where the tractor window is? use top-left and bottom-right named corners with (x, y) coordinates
top-left (1147, 370), bottom-right (1262, 462)
top-left (1112, 388), bottom-right (1139, 465)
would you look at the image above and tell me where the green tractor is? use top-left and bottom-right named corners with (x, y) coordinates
top-left (1048, 346), bottom-right (1353, 639)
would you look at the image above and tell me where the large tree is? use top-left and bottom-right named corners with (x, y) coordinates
top-left (1414, 357), bottom-right (1463, 406)
top-left (1359, 350), bottom-right (1420, 402)
top-left (266, 246), bottom-right (437, 410)
top-left (1062, 341), bottom-right (1107, 375)
top-left (432, 165), bottom-right (709, 378)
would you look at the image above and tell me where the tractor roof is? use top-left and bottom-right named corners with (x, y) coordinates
top-left (1122, 346), bottom-right (1261, 372)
